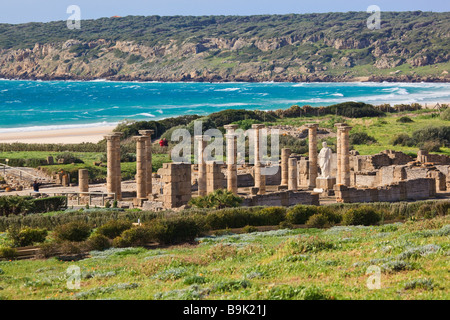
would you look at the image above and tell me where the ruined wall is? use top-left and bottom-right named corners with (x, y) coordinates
top-left (241, 190), bottom-right (319, 207)
top-left (353, 150), bottom-right (413, 172)
top-left (335, 178), bottom-right (436, 203)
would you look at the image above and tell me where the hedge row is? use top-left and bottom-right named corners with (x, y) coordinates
top-left (0, 196), bottom-right (68, 217)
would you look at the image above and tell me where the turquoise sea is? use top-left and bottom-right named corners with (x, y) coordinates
top-left (1, 80), bottom-right (450, 132)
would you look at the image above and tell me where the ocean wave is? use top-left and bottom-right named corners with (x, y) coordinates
top-left (136, 113), bottom-right (156, 117)
top-left (214, 88), bottom-right (241, 92)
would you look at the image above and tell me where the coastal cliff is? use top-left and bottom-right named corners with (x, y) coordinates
top-left (0, 12), bottom-right (449, 82)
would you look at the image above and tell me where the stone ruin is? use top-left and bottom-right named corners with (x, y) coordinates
top-left (94, 122), bottom-right (450, 209)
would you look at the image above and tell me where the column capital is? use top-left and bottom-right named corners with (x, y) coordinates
top-left (133, 136), bottom-right (148, 142)
top-left (139, 130), bottom-right (155, 137)
top-left (251, 124), bottom-right (265, 130)
top-left (338, 125), bottom-right (352, 132)
top-left (224, 124), bottom-right (239, 131)
top-left (306, 123), bottom-right (319, 129)
top-left (104, 133), bottom-right (122, 141)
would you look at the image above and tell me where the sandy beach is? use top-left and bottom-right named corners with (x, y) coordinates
top-left (0, 125), bottom-right (117, 144)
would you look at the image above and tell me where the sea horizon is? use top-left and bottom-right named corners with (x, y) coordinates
top-left (1, 79), bottom-right (450, 133)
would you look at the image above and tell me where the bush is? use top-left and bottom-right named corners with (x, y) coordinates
top-left (86, 234), bottom-right (111, 251)
top-left (37, 242), bottom-right (59, 258)
top-left (286, 205), bottom-right (318, 224)
top-left (54, 221), bottom-right (92, 242)
top-left (55, 152), bottom-right (84, 164)
top-left (412, 126), bottom-right (450, 147)
top-left (59, 241), bottom-right (82, 255)
top-left (256, 207), bottom-right (286, 225)
top-left (440, 108), bottom-right (450, 121)
top-left (349, 132), bottom-right (377, 145)
top-left (189, 189), bottom-right (243, 209)
top-left (96, 220), bottom-right (133, 239)
top-left (396, 116), bottom-right (414, 123)
top-left (419, 140), bottom-right (441, 152)
top-left (150, 216), bottom-right (204, 245)
top-left (306, 214), bottom-right (329, 228)
top-left (0, 247), bottom-right (18, 259)
top-left (0, 196), bottom-right (33, 217)
top-left (242, 225), bottom-right (258, 233)
top-left (114, 226), bottom-right (153, 247)
top-left (7, 227), bottom-right (48, 247)
top-left (30, 196), bottom-right (67, 213)
top-left (342, 206), bottom-right (382, 226)
top-left (391, 133), bottom-right (416, 147)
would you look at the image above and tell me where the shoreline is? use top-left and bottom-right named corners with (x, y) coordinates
top-left (0, 125), bottom-right (117, 144)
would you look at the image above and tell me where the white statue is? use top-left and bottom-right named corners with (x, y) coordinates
top-left (318, 141), bottom-right (332, 178)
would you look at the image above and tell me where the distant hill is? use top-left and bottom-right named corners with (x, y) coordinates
top-left (0, 12), bottom-right (448, 82)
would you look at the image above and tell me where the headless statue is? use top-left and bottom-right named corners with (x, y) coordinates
top-left (318, 141), bottom-right (332, 178)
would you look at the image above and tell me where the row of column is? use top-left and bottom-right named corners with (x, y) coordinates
top-left (278, 123), bottom-right (351, 190)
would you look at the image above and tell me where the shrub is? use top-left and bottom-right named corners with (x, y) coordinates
top-left (242, 225), bottom-right (258, 233)
top-left (189, 189), bottom-right (243, 209)
top-left (37, 242), bottom-right (59, 259)
top-left (7, 227), bottom-right (48, 247)
top-left (0, 247), bottom-right (18, 259)
top-left (391, 133), bottom-right (416, 147)
top-left (306, 214), bottom-right (329, 228)
top-left (115, 226), bottom-right (153, 247)
top-left (86, 234), bottom-right (111, 251)
top-left (284, 237), bottom-right (334, 254)
top-left (55, 152), bottom-right (84, 164)
top-left (96, 220), bottom-right (133, 239)
top-left (256, 207), bottom-right (286, 225)
top-left (349, 132), bottom-right (377, 145)
top-left (150, 216), bottom-right (204, 245)
top-left (397, 116), bottom-right (414, 123)
top-left (412, 126), bottom-right (450, 147)
top-left (440, 108), bottom-right (450, 121)
top-left (30, 196), bottom-right (67, 213)
top-left (286, 205), bottom-right (318, 224)
top-left (59, 241), bottom-right (82, 255)
top-left (419, 140), bottom-right (441, 152)
top-left (54, 221), bottom-right (92, 242)
top-left (279, 220), bottom-right (294, 229)
top-left (0, 196), bottom-right (33, 217)
top-left (342, 206), bottom-right (381, 226)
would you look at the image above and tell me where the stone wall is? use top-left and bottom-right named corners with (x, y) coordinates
top-left (417, 150), bottom-right (450, 165)
top-left (353, 150), bottom-right (413, 172)
top-left (241, 190), bottom-right (319, 207)
top-left (335, 178), bottom-right (436, 203)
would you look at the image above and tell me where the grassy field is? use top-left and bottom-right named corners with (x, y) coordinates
top-left (0, 215), bottom-right (448, 300)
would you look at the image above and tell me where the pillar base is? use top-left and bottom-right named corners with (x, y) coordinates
top-left (316, 177), bottom-right (337, 191)
top-left (133, 198), bottom-right (148, 207)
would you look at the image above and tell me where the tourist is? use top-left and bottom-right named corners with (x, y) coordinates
top-left (33, 180), bottom-right (41, 192)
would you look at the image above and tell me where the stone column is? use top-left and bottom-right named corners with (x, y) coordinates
top-left (281, 148), bottom-right (291, 186)
top-left (195, 135), bottom-right (208, 196)
top-left (335, 123), bottom-right (343, 185)
top-left (224, 124), bottom-right (239, 195)
top-left (139, 130), bottom-right (154, 197)
top-left (252, 124), bottom-right (266, 195)
top-left (134, 136), bottom-right (148, 203)
top-left (105, 133), bottom-right (122, 200)
top-left (114, 133), bottom-right (123, 200)
top-left (206, 161), bottom-right (224, 194)
top-left (339, 126), bottom-right (352, 187)
top-left (288, 155), bottom-right (298, 191)
top-left (306, 124), bottom-right (319, 189)
top-left (78, 169), bottom-right (89, 193)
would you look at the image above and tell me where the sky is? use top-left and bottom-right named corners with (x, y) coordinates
top-left (1, 0), bottom-right (449, 24)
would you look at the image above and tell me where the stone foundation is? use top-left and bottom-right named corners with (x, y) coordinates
top-left (335, 178), bottom-right (436, 203)
top-left (242, 190), bottom-right (319, 207)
